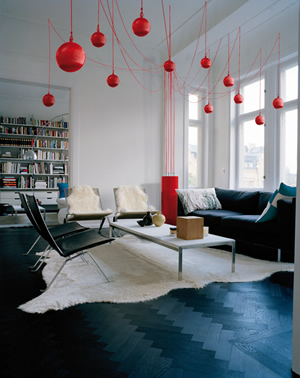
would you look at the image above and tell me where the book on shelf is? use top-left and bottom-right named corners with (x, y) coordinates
top-left (35, 179), bottom-right (47, 189)
top-left (2, 176), bottom-right (17, 188)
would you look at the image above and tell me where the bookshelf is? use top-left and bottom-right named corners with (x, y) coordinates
top-left (0, 116), bottom-right (69, 206)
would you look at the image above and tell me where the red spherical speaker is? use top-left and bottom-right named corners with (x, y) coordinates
top-left (204, 103), bottom-right (213, 114)
top-left (223, 75), bottom-right (234, 87)
top-left (234, 93), bottom-right (244, 104)
top-left (164, 59), bottom-right (175, 72)
top-left (107, 74), bottom-right (120, 88)
top-left (42, 93), bottom-right (55, 107)
top-left (273, 96), bottom-right (284, 109)
top-left (91, 26), bottom-right (106, 48)
top-left (56, 37), bottom-right (86, 73)
top-left (255, 114), bottom-right (265, 125)
top-left (132, 16), bottom-right (151, 37)
top-left (201, 56), bottom-right (211, 69)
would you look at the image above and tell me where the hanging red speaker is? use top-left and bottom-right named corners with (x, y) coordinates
top-left (132, 16), bottom-right (151, 37)
top-left (255, 114), bottom-right (265, 125)
top-left (201, 56), bottom-right (211, 69)
top-left (107, 73), bottom-right (120, 88)
top-left (56, 35), bottom-right (86, 73)
top-left (91, 25), bottom-right (106, 47)
top-left (164, 59), bottom-right (175, 72)
top-left (223, 75), bottom-right (234, 87)
top-left (234, 93), bottom-right (244, 104)
top-left (273, 96), bottom-right (284, 109)
top-left (132, 1), bottom-right (150, 37)
top-left (42, 93), bottom-right (55, 107)
top-left (204, 103), bottom-right (213, 114)
top-left (56, 1), bottom-right (85, 72)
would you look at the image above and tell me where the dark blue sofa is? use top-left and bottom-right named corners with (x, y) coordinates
top-left (178, 188), bottom-right (295, 262)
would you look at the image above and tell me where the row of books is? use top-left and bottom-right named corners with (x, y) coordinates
top-left (32, 139), bottom-right (68, 149)
top-left (1, 117), bottom-right (68, 129)
top-left (0, 161), bottom-right (68, 174)
top-left (0, 126), bottom-right (68, 137)
top-left (36, 150), bottom-right (68, 161)
top-left (0, 116), bottom-right (27, 124)
top-left (1, 176), bottom-right (67, 189)
top-left (32, 119), bottom-right (68, 128)
top-left (0, 138), bottom-right (33, 147)
top-left (1, 176), bottom-right (17, 188)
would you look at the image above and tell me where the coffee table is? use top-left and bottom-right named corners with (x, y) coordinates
top-left (109, 219), bottom-right (236, 280)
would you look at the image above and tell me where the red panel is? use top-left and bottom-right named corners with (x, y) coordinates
top-left (161, 176), bottom-right (178, 226)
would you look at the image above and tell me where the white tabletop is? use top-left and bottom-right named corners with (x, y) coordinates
top-left (109, 219), bottom-right (235, 251)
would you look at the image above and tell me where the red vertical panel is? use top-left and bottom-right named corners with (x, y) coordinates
top-left (161, 175), bottom-right (178, 226)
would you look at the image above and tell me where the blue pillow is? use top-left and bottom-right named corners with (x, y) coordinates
top-left (256, 183), bottom-right (296, 223)
top-left (57, 183), bottom-right (68, 198)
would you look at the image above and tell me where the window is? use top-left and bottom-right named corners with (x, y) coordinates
top-left (188, 94), bottom-right (202, 187)
top-left (239, 120), bottom-right (265, 188)
top-left (234, 62), bottom-right (298, 190)
top-left (280, 64), bottom-right (298, 186)
top-left (237, 78), bottom-right (265, 189)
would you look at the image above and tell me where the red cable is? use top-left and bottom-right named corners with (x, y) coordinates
top-left (204, 1), bottom-right (207, 57)
top-left (47, 19), bottom-right (51, 93)
top-left (70, 0), bottom-right (73, 40)
top-left (169, 5), bottom-right (171, 59)
top-left (259, 48), bottom-right (262, 115)
top-left (161, 0), bottom-right (170, 57)
top-left (277, 33), bottom-right (280, 98)
top-left (227, 33), bottom-right (230, 76)
top-left (178, 3), bottom-right (205, 92)
top-left (112, 0), bottom-right (114, 73)
top-left (238, 27), bottom-right (241, 93)
top-left (114, 0), bottom-right (162, 69)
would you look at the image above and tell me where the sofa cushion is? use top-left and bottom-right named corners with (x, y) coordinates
top-left (176, 188), bottom-right (222, 215)
top-left (191, 209), bottom-right (244, 226)
top-left (222, 214), bottom-right (280, 235)
top-left (256, 182), bottom-right (296, 223)
top-left (215, 188), bottom-right (259, 214)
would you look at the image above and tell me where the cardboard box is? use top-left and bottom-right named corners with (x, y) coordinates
top-left (176, 216), bottom-right (204, 240)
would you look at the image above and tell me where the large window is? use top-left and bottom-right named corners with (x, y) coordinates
top-left (280, 64), bottom-right (298, 186)
top-left (237, 78), bottom-right (265, 188)
top-left (239, 119), bottom-right (265, 188)
top-left (235, 61), bottom-right (298, 190)
top-left (188, 94), bottom-right (202, 187)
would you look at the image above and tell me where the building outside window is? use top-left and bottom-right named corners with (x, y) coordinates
top-left (235, 61), bottom-right (298, 190)
top-left (280, 64), bottom-right (298, 186)
top-left (237, 79), bottom-right (265, 188)
top-left (188, 94), bottom-right (202, 187)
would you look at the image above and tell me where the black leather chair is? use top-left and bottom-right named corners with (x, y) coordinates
top-left (19, 192), bottom-right (89, 271)
top-left (26, 194), bottom-right (114, 291)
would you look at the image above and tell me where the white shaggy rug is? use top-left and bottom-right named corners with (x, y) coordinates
top-left (19, 235), bottom-right (294, 314)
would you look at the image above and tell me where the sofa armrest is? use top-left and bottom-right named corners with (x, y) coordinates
top-left (177, 196), bottom-right (185, 216)
top-left (277, 198), bottom-right (295, 226)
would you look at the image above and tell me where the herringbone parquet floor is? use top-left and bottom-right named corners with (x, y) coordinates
top-left (0, 227), bottom-right (294, 377)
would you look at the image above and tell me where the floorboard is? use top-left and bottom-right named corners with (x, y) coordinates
top-left (0, 226), bottom-right (295, 377)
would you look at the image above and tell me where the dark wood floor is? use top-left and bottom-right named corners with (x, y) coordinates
top-left (0, 227), bottom-right (295, 377)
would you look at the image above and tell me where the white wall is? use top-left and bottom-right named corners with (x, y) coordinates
top-left (0, 13), bottom-right (163, 212)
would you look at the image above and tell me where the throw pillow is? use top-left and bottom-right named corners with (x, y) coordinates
top-left (176, 188), bottom-right (222, 215)
top-left (256, 182), bottom-right (296, 223)
top-left (57, 182), bottom-right (68, 198)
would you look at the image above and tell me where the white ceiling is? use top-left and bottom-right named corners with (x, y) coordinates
top-left (0, 0), bottom-right (294, 53)
top-left (0, 0), bottom-right (297, 99)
